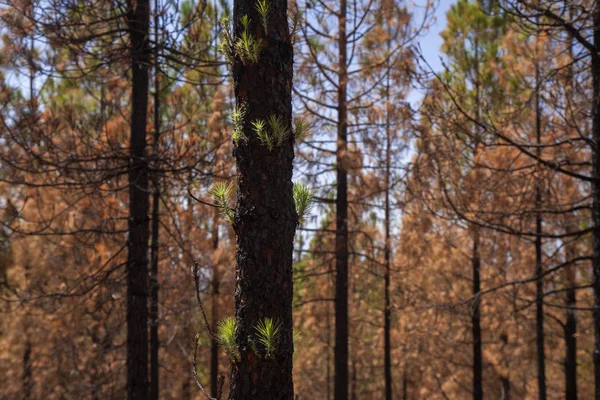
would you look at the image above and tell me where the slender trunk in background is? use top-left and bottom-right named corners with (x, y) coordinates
top-left (472, 232), bottom-right (483, 400)
top-left (564, 8), bottom-right (578, 397)
top-left (501, 377), bottom-right (510, 400)
top-left (22, 337), bottom-right (32, 399)
top-left (565, 227), bottom-right (578, 400)
top-left (534, 38), bottom-right (547, 400)
top-left (228, 0), bottom-right (295, 397)
top-left (210, 208), bottom-right (220, 397)
top-left (334, 1), bottom-right (349, 399)
top-left (592, 2), bottom-right (600, 399)
top-left (149, 4), bottom-right (161, 396)
top-left (383, 71), bottom-right (393, 400)
top-left (402, 368), bottom-right (408, 400)
top-left (472, 13), bottom-right (483, 398)
top-left (126, 0), bottom-right (151, 396)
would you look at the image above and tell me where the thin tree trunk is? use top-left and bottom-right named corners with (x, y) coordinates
top-left (402, 368), bottom-right (408, 400)
top-left (593, 2), bottom-right (600, 399)
top-left (534, 37), bottom-right (547, 400)
top-left (383, 37), bottom-right (393, 400)
top-left (126, 0), bottom-right (151, 396)
top-left (565, 235), bottom-right (578, 400)
top-left (228, 0), bottom-right (295, 397)
top-left (210, 208), bottom-right (220, 397)
top-left (22, 337), bottom-right (32, 400)
top-left (149, 2), bottom-right (161, 398)
top-left (334, 1), bottom-right (349, 399)
top-left (472, 232), bottom-right (483, 400)
top-left (501, 377), bottom-right (510, 400)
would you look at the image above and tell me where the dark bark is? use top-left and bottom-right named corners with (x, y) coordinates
top-left (501, 377), bottom-right (510, 400)
top-left (211, 208), bottom-right (220, 397)
top-left (334, 1), bottom-right (349, 399)
top-left (383, 73), bottom-right (392, 400)
top-left (472, 232), bottom-right (483, 400)
top-left (402, 368), bottom-right (407, 400)
top-left (593, 2), bottom-right (600, 399)
top-left (228, 0), bottom-right (295, 398)
top-left (149, 6), bottom-right (161, 396)
top-left (22, 338), bottom-right (32, 400)
top-left (126, 0), bottom-right (151, 396)
top-left (534, 47), bottom-right (547, 400)
top-left (565, 255), bottom-right (578, 400)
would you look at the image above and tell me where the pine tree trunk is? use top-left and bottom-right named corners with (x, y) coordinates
top-left (402, 368), bottom-right (408, 400)
top-left (150, 22), bottom-right (160, 400)
top-left (501, 377), bottom-right (510, 400)
top-left (211, 208), bottom-right (220, 397)
top-left (334, 1), bottom-right (349, 399)
top-left (126, 0), bottom-right (151, 396)
top-left (472, 232), bottom-right (483, 400)
top-left (383, 75), bottom-right (392, 400)
top-left (149, 7), bottom-right (161, 397)
top-left (593, 3), bottom-right (600, 399)
top-left (382, 34), bottom-right (394, 400)
top-left (228, 0), bottom-right (295, 397)
top-left (565, 239), bottom-right (577, 400)
top-left (534, 47), bottom-right (547, 400)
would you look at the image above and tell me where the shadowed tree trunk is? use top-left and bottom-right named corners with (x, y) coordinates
top-left (334, 1), bottom-right (349, 399)
top-left (593, 2), bottom-right (600, 398)
top-left (211, 208), bottom-right (220, 397)
top-left (565, 231), bottom-right (578, 400)
top-left (126, 0), bottom-right (151, 396)
top-left (149, 2), bottom-right (161, 397)
top-left (383, 39), bottom-right (393, 400)
top-left (472, 231), bottom-right (483, 400)
top-left (228, 0), bottom-right (295, 397)
top-left (534, 36), bottom-right (547, 400)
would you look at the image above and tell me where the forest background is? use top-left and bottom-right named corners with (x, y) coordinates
top-left (0, 0), bottom-right (596, 399)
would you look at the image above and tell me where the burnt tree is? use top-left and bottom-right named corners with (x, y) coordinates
top-left (228, 0), bottom-right (296, 398)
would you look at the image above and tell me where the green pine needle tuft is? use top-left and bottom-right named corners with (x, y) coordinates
top-left (209, 181), bottom-right (235, 224)
top-left (267, 114), bottom-right (291, 147)
top-left (255, 0), bottom-right (270, 34)
top-left (254, 317), bottom-right (282, 359)
top-left (293, 117), bottom-right (309, 141)
top-left (293, 182), bottom-right (314, 224)
top-left (217, 317), bottom-right (240, 361)
top-left (231, 103), bottom-right (246, 145)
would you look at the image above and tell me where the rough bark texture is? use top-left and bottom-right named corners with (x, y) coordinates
top-left (334, 1), bottom-right (349, 399)
top-left (472, 233), bottom-right (483, 400)
top-left (593, 2), bottom-right (600, 399)
top-left (126, 0), bottom-right (151, 397)
top-left (228, 0), bottom-right (295, 398)
top-left (211, 208), bottom-right (220, 398)
top-left (534, 54), bottom-right (547, 400)
top-left (383, 79), bottom-right (392, 400)
top-left (149, 22), bottom-right (161, 398)
top-left (565, 235), bottom-right (577, 400)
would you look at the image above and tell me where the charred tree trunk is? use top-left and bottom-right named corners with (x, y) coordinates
top-left (228, 0), bottom-right (295, 398)
top-left (149, 15), bottom-right (161, 400)
top-left (383, 41), bottom-right (393, 400)
top-left (534, 44), bottom-right (547, 400)
top-left (593, 2), bottom-right (600, 398)
top-left (565, 247), bottom-right (578, 400)
top-left (334, 1), bottom-right (349, 399)
top-left (402, 368), bottom-right (408, 400)
top-left (210, 208), bottom-right (220, 397)
top-left (22, 337), bottom-right (32, 399)
top-left (501, 377), bottom-right (510, 400)
top-left (472, 232), bottom-right (483, 400)
top-left (149, 3), bottom-right (161, 398)
top-left (126, 0), bottom-right (151, 397)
